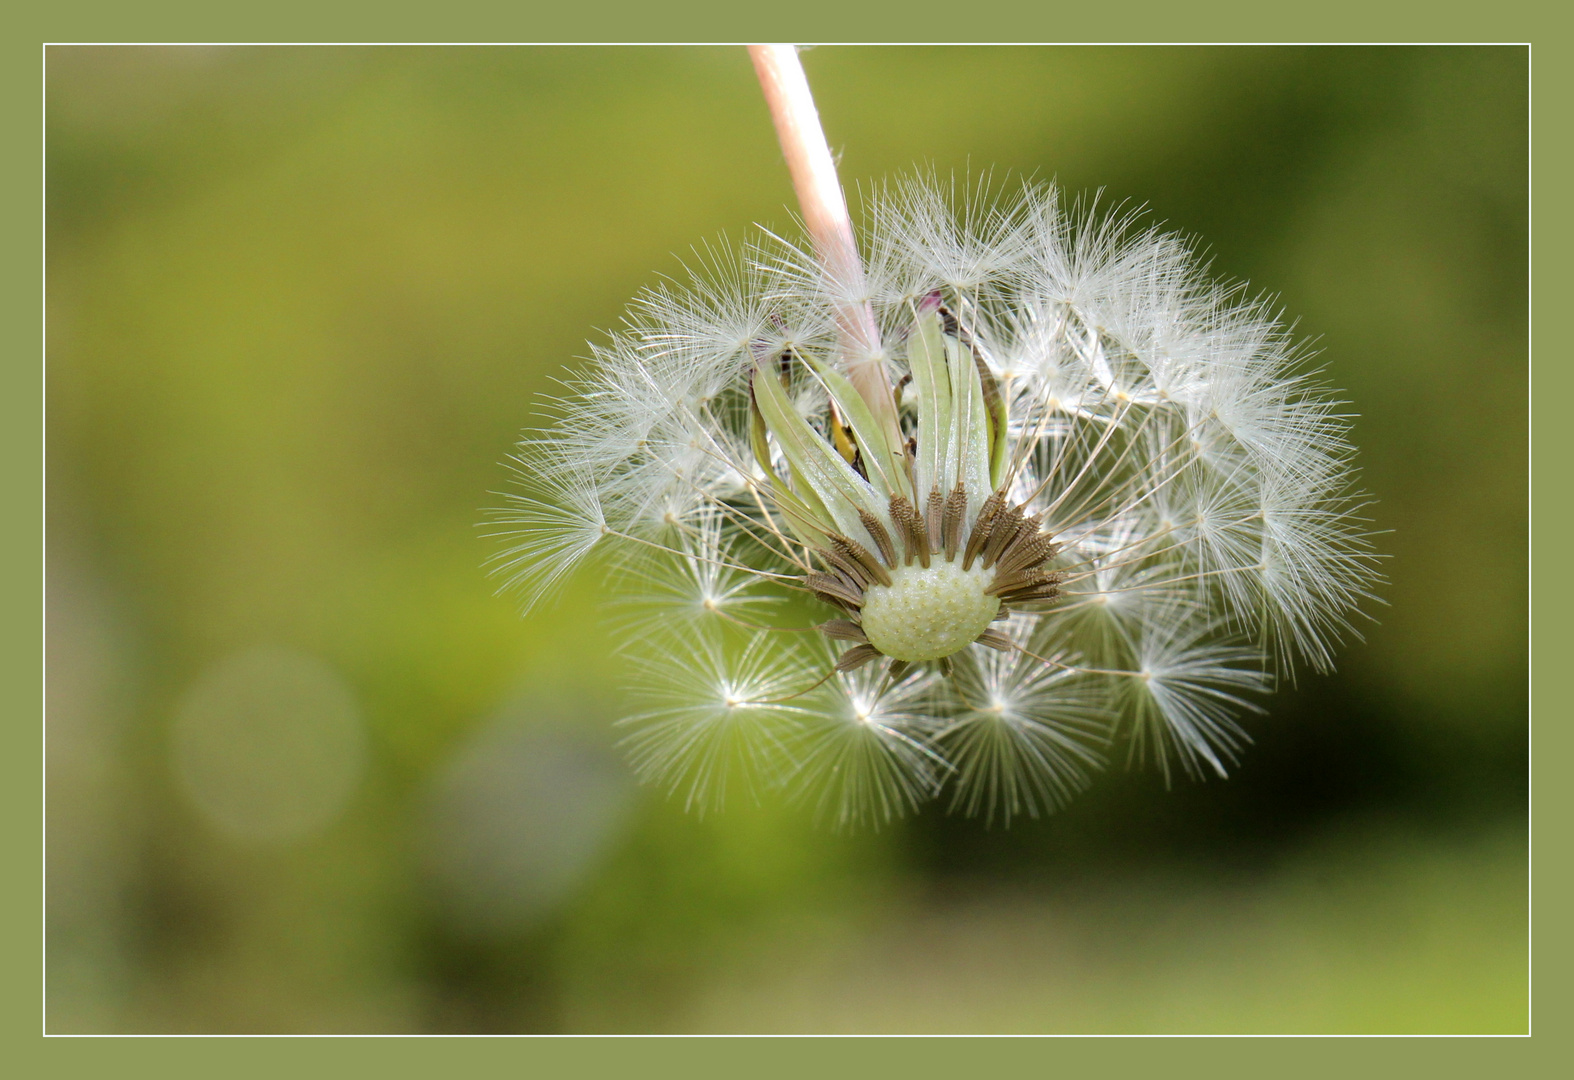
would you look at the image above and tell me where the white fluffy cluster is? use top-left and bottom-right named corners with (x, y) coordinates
top-left (490, 176), bottom-right (1379, 826)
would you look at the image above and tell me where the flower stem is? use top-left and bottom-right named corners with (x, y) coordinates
top-left (749, 45), bottom-right (900, 440)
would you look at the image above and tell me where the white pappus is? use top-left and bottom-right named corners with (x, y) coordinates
top-left (486, 169), bottom-right (1381, 828)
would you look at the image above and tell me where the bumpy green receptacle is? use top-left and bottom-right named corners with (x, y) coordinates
top-left (860, 561), bottom-right (1000, 663)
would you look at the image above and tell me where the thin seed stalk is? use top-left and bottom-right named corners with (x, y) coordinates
top-left (748, 44), bottom-right (904, 455)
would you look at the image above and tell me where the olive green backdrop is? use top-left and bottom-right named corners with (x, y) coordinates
top-left (46, 45), bottom-right (1527, 1033)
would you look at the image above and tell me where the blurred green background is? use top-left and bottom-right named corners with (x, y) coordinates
top-left (46, 45), bottom-right (1527, 1034)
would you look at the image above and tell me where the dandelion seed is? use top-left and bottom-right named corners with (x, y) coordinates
top-left (939, 617), bottom-right (1106, 826)
top-left (616, 628), bottom-right (814, 815)
top-left (490, 46), bottom-right (1381, 824)
top-left (789, 656), bottom-right (948, 829)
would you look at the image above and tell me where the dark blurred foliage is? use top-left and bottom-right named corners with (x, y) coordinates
top-left (46, 46), bottom-right (1525, 1033)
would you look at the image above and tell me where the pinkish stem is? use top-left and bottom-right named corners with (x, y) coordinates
top-left (749, 45), bottom-right (899, 436)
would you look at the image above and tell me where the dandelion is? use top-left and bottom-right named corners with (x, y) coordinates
top-left (486, 46), bottom-right (1381, 825)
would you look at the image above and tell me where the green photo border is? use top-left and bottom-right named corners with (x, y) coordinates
top-left (14, 0), bottom-right (1554, 1071)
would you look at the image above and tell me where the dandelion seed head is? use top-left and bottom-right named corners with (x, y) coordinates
top-left (495, 172), bottom-right (1381, 823)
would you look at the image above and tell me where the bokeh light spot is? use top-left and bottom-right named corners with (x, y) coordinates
top-left (421, 714), bottom-right (635, 937)
top-left (171, 646), bottom-right (364, 844)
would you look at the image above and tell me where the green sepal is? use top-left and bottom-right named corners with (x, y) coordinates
top-left (945, 332), bottom-right (991, 501)
top-left (908, 307), bottom-right (953, 497)
top-left (751, 358), bottom-right (887, 542)
top-left (748, 377), bottom-right (774, 479)
top-left (768, 484), bottom-right (834, 551)
top-left (972, 350), bottom-right (1010, 489)
top-left (795, 347), bottom-right (914, 503)
top-left (748, 372), bottom-right (834, 551)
